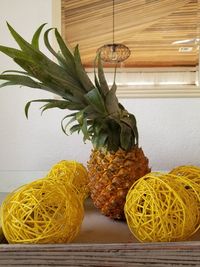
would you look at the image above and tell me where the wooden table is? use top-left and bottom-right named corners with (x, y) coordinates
top-left (1, 192), bottom-right (200, 266)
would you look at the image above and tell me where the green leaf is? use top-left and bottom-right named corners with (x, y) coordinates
top-left (0, 45), bottom-right (31, 61)
top-left (1, 68), bottom-right (76, 101)
top-left (6, 23), bottom-right (81, 89)
top-left (94, 72), bottom-right (101, 91)
top-left (25, 101), bottom-right (31, 118)
top-left (120, 122), bottom-right (132, 150)
top-left (105, 82), bottom-right (119, 115)
top-left (93, 120), bottom-right (103, 135)
top-left (1, 24), bottom-right (87, 103)
top-left (106, 119), bottom-right (120, 151)
top-left (61, 113), bottom-right (77, 135)
top-left (76, 110), bottom-right (84, 125)
top-left (43, 28), bottom-right (76, 78)
top-left (85, 88), bottom-right (107, 114)
top-left (13, 57), bottom-right (85, 101)
top-left (44, 28), bottom-right (60, 57)
top-left (41, 100), bottom-right (84, 113)
top-left (74, 45), bottom-right (95, 92)
top-left (0, 74), bottom-right (42, 88)
top-left (2, 70), bottom-right (31, 76)
top-left (72, 110), bottom-right (90, 142)
top-left (54, 29), bottom-right (77, 76)
top-left (92, 132), bottom-right (108, 149)
top-left (70, 124), bottom-right (81, 134)
top-left (81, 105), bottom-right (99, 119)
top-left (7, 22), bottom-right (39, 54)
top-left (24, 99), bottom-right (54, 118)
top-left (24, 99), bottom-right (84, 118)
top-left (81, 117), bottom-right (90, 142)
top-left (55, 29), bottom-right (74, 62)
top-left (31, 23), bottom-right (47, 49)
top-left (0, 81), bottom-right (14, 88)
top-left (121, 113), bottom-right (138, 145)
top-left (97, 55), bottom-right (109, 96)
top-left (93, 55), bottom-right (102, 92)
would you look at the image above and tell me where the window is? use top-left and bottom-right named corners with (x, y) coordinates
top-left (53, 0), bottom-right (200, 98)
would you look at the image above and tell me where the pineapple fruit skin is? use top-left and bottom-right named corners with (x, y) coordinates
top-left (88, 147), bottom-right (151, 220)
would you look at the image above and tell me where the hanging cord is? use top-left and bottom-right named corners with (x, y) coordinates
top-left (112, 0), bottom-right (115, 44)
top-left (113, 63), bottom-right (117, 84)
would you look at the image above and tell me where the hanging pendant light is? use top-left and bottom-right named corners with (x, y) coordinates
top-left (97, 0), bottom-right (131, 63)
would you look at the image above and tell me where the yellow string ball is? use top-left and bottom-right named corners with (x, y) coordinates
top-left (124, 172), bottom-right (200, 242)
top-left (170, 166), bottom-right (200, 216)
top-left (0, 178), bottom-right (84, 244)
top-left (47, 160), bottom-right (90, 201)
top-left (170, 165), bottom-right (200, 185)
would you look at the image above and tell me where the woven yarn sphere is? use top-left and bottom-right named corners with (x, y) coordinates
top-left (170, 165), bottom-right (200, 185)
top-left (0, 178), bottom-right (84, 244)
top-left (47, 160), bottom-right (89, 200)
top-left (124, 172), bottom-right (200, 242)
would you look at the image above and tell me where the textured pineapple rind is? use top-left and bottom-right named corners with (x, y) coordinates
top-left (88, 147), bottom-right (151, 220)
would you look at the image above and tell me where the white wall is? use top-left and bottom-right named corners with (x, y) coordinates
top-left (0, 0), bottom-right (200, 192)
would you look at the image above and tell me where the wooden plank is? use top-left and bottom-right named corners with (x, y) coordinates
top-left (0, 242), bottom-right (200, 266)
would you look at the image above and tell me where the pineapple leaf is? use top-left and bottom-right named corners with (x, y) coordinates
top-left (119, 122), bottom-right (132, 150)
top-left (7, 22), bottom-right (40, 55)
top-left (70, 124), bottom-right (81, 134)
top-left (0, 74), bottom-right (61, 98)
top-left (0, 45), bottom-right (32, 61)
top-left (54, 29), bottom-right (77, 75)
top-left (74, 45), bottom-right (95, 92)
top-left (13, 57), bottom-right (85, 101)
top-left (76, 110), bottom-right (84, 125)
top-left (0, 74), bottom-right (42, 88)
top-left (94, 72), bottom-right (101, 92)
top-left (24, 99), bottom-right (58, 118)
top-left (105, 82), bottom-right (119, 115)
top-left (0, 81), bottom-right (15, 88)
top-left (38, 99), bottom-right (83, 114)
top-left (97, 55), bottom-right (109, 96)
top-left (0, 44), bottom-right (76, 94)
top-left (106, 119), bottom-right (120, 151)
top-left (41, 100), bottom-right (84, 113)
top-left (25, 99), bottom-right (84, 118)
top-left (44, 28), bottom-right (65, 61)
top-left (93, 55), bottom-right (102, 92)
top-left (25, 101), bottom-right (31, 118)
top-left (92, 119), bottom-right (104, 135)
top-left (85, 87), bottom-right (107, 114)
top-left (75, 110), bottom-right (90, 141)
top-left (81, 117), bottom-right (90, 142)
top-left (31, 23), bottom-right (47, 49)
top-left (44, 28), bottom-right (76, 78)
top-left (6, 23), bottom-right (82, 90)
top-left (92, 131), bottom-right (108, 149)
top-left (61, 113), bottom-right (77, 135)
top-left (82, 104), bottom-right (100, 119)
top-left (121, 114), bottom-right (138, 145)
top-left (2, 70), bottom-right (31, 76)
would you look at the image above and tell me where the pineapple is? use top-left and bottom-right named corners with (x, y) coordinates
top-left (0, 23), bottom-right (150, 219)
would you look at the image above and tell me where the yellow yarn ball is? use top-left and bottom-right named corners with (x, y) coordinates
top-left (170, 165), bottom-right (200, 185)
top-left (47, 160), bottom-right (90, 200)
top-left (0, 178), bottom-right (84, 244)
top-left (124, 172), bottom-right (200, 242)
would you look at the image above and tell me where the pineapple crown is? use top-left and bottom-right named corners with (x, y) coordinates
top-left (0, 23), bottom-right (138, 152)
